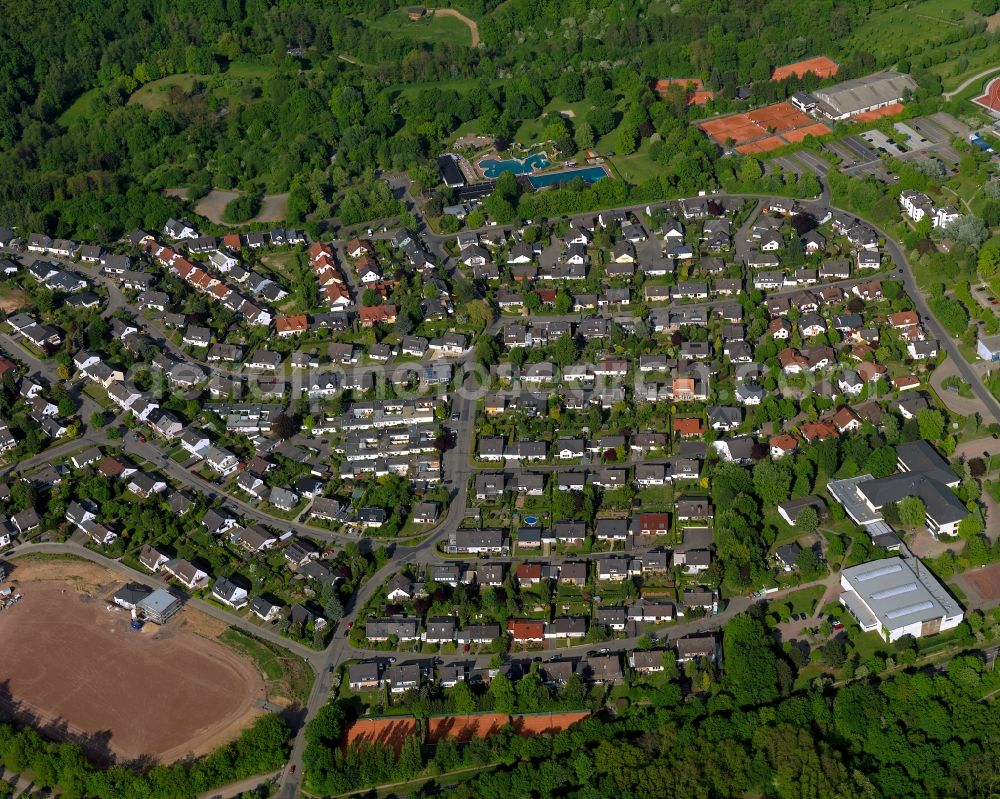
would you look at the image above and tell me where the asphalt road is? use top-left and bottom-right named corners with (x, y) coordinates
top-left (6, 177), bottom-right (999, 796)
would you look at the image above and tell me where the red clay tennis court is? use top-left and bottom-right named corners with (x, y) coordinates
top-left (852, 103), bottom-right (905, 122)
top-left (771, 56), bottom-right (839, 81)
top-left (345, 717), bottom-right (417, 752)
top-left (748, 102), bottom-right (812, 133)
top-left (653, 78), bottom-right (715, 106)
top-left (511, 710), bottom-right (591, 734)
top-left (782, 122), bottom-right (833, 143)
top-left (700, 101), bottom-right (831, 153)
top-left (736, 136), bottom-right (787, 154)
top-left (344, 710), bottom-right (592, 752)
top-left (973, 76), bottom-right (1000, 114)
top-left (699, 115), bottom-right (767, 145)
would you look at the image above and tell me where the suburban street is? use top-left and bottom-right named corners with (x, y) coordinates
top-left (3, 172), bottom-right (998, 799)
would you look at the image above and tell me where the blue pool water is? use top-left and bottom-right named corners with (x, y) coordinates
top-left (523, 515), bottom-right (539, 526)
top-left (527, 165), bottom-right (609, 189)
top-left (479, 152), bottom-right (550, 178)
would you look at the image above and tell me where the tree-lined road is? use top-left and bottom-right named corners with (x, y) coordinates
top-left (6, 176), bottom-right (998, 798)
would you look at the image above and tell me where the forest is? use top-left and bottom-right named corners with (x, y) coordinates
top-left (0, 714), bottom-right (289, 799)
top-left (302, 610), bottom-right (1000, 798)
top-left (0, 0), bottom-right (951, 240)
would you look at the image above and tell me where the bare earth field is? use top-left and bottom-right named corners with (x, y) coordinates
top-left (194, 189), bottom-right (289, 225)
top-left (0, 286), bottom-right (29, 314)
top-left (0, 558), bottom-right (264, 764)
top-left (194, 189), bottom-right (241, 224)
top-left (959, 562), bottom-right (1000, 604)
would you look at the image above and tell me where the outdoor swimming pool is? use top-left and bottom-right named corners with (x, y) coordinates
top-left (527, 165), bottom-right (609, 189)
top-left (478, 152), bottom-right (550, 178)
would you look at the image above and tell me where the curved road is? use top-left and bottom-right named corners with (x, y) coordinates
top-left (943, 67), bottom-right (1000, 100)
top-left (6, 180), bottom-right (998, 796)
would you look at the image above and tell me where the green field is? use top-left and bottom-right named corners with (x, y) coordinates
top-left (514, 96), bottom-right (596, 145)
top-left (842, 0), bottom-right (976, 62)
top-left (58, 86), bottom-right (104, 126)
top-left (219, 628), bottom-right (315, 704)
top-left (390, 76), bottom-right (481, 102)
top-left (777, 585), bottom-right (827, 616)
top-left (367, 10), bottom-right (473, 47)
top-left (129, 62), bottom-right (278, 111)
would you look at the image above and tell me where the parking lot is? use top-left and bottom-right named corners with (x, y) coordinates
top-left (970, 283), bottom-right (1000, 320)
top-left (813, 112), bottom-right (973, 185)
top-left (767, 150), bottom-right (829, 180)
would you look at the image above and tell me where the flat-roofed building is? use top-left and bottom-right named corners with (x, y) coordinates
top-left (839, 556), bottom-right (963, 642)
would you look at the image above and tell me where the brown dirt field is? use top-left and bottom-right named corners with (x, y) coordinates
top-left (0, 287), bottom-right (29, 314)
top-left (748, 102), bottom-right (812, 133)
top-left (195, 190), bottom-right (241, 225)
top-left (988, 11), bottom-right (1000, 31)
top-left (699, 115), bottom-right (765, 146)
top-left (963, 563), bottom-right (1000, 601)
top-left (163, 187), bottom-right (188, 200)
top-left (853, 103), bottom-right (905, 122)
top-left (782, 122), bottom-right (832, 143)
top-left (0, 564), bottom-right (264, 764)
top-left (771, 56), bottom-right (839, 82)
top-left (256, 193), bottom-right (289, 223)
top-left (194, 189), bottom-right (288, 226)
top-left (736, 136), bottom-right (787, 154)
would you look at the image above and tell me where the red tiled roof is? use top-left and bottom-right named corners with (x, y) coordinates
top-left (506, 619), bottom-right (545, 640)
top-left (769, 434), bottom-right (798, 452)
top-left (672, 418), bottom-right (703, 436)
top-left (276, 314), bottom-right (308, 334)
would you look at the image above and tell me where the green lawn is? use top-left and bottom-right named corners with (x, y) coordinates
top-left (219, 628), bottom-right (314, 704)
top-left (937, 49), bottom-right (1000, 92)
top-left (367, 10), bottom-right (473, 47)
top-left (130, 74), bottom-right (208, 109)
top-left (779, 585), bottom-right (827, 616)
top-left (607, 140), bottom-right (664, 184)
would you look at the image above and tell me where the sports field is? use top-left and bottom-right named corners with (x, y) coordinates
top-left (960, 562), bottom-right (1000, 602)
top-left (0, 561), bottom-right (264, 763)
top-left (852, 103), bottom-right (906, 122)
top-left (973, 76), bottom-right (1000, 115)
top-left (699, 101), bottom-right (830, 154)
top-left (345, 710), bottom-right (591, 752)
top-left (771, 56), bottom-right (839, 82)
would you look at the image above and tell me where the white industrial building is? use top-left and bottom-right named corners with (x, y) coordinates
top-left (813, 71), bottom-right (917, 120)
top-left (840, 557), bottom-right (963, 642)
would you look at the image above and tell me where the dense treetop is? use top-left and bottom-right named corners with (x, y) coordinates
top-left (0, 0), bottom-right (928, 238)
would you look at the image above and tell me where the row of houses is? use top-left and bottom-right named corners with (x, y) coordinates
top-left (142, 239), bottom-right (273, 326)
top-left (348, 635), bottom-right (719, 693)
